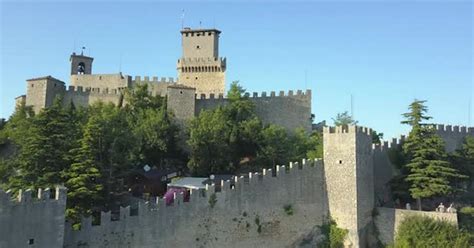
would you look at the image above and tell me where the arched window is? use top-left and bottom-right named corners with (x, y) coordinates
top-left (77, 62), bottom-right (86, 74)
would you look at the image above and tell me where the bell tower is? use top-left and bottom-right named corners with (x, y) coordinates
top-left (70, 51), bottom-right (93, 75)
top-left (177, 28), bottom-right (226, 96)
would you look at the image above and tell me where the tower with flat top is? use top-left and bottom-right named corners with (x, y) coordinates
top-left (177, 28), bottom-right (226, 96)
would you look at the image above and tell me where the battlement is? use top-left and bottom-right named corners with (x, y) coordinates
top-left (196, 89), bottom-right (311, 100)
top-left (70, 158), bottom-right (323, 230)
top-left (178, 57), bottom-right (226, 65)
top-left (0, 186), bottom-right (67, 206)
top-left (133, 76), bottom-right (177, 84)
top-left (434, 124), bottom-right (474, 134)
top-left (66, 85), bottom-right (124, 95)
top-left (323, 125), bottom-right (373, 136)
top-left (372, 135), bottom-right (406, 151)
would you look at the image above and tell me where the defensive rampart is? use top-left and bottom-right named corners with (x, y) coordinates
top-left (0, 187), bottom-right (67, 248)
top-left (434, 124), bottom-right (474, 152)
top-left (132, 76), bottom-right (177, 97)
top-left (374, 207), bottom-right (458, 246)
top-left (63, 86), bottom-right (124, 108)
top-left (195, 90), bottom-right (312, 132)
top-left (64, 159), bottom-right (328, 248)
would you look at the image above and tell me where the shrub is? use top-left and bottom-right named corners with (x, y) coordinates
top-left (394, 215), bottom-right (472, 248)
top-left (283, 204), bottom-right (294, 215)
top-left (208, 193), bottom-right (217, 208)
top-left (459, 207), bottom-right (474, 232)
top-left (319, 218), bottom-right (348, 248)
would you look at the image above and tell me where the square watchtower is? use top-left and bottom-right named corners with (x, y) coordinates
top-left (177, 28), bottom-right (226, 96)
top-left (323, 125), bottom-right (374, 247)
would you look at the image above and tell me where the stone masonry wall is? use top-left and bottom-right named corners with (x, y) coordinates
top-left (355, 128), bottom-right (375, 247)
top-left (372, 136), bottom-right (405, 206)
top-left (374, 207), bottom-right (458, 246)
top-left (323, 126), bottom-right (357, 244)
top-left (132, 76), bottom-right (177, 97)
top-left (63, 86), bottom-right (123, 108)
top-left (64, 159), bottom-right (329, 248)
top-left (0, 187), bottom-right (67, 248)
top-left (70, 74), bottom-right (131, 90)
top-left (195, 90), bottom-right (312, 132)
top-left (435, 124), bottom-right (474, 152)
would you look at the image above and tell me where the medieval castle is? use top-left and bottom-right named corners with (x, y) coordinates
top-left (14, 27), bottom-right (312, 132)
top-left (1, 28), bottom-right (472, 248)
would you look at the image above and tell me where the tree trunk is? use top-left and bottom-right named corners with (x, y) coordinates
top-left (417, 198), bottom-right (422, 211)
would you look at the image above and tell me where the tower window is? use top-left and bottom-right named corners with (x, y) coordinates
top-left (196, 45), bottom-right (200, 49)
top-left (31, 84), bottom-right (34, 88)
top-left (195, 77), bottom-right (198, 80)
top-left (77, 62), bottom-right (86, 74)
top-left (180, 91), bottom-right (183, 94)
top-left (208, 32), bottom-right (212, 36)
top-left (28, 239), bottom-right (34, 245)
top-left (338, 160), bottom-right (343, 164)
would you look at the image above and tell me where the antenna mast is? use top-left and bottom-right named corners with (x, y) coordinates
top-left (181, 9), bottom-right (185, 29)
top-left (351, 94), bottom-right (354, 120)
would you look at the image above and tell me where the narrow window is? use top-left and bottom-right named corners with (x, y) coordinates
top-left (28, 239), bottom-right (34, 245)
top-left (196, 45), bottom-right (200, 49)
top-left (338, 160), bottom-right (343, 164)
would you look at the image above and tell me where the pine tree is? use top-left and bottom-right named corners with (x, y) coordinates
top-left (65, 115), bottom-right (104, 226)
top-left (12, 97), bottom-right (73, 190)
top-left (401, 99), bottom-right (467, 209)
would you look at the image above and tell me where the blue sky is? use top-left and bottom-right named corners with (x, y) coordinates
top-left (1, 1), bottom-right (472, 139)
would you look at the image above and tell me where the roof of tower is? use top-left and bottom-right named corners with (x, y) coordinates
top-left (70, 52), bottom-right (93, 60)
top-left (181, 27), bottom-right (221, 34)
top-left (26, 75), bottom-right (64, 82)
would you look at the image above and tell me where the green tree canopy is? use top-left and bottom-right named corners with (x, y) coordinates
top-left (401, 99), bottom-right (466, 209)
top-left (332, 111), bottom-right (357, 126)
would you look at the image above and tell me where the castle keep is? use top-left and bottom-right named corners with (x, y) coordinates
top-left (16, 27), bottom-right (312, 132)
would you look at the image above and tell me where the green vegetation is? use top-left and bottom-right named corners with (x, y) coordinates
top-left (208, 193), bottom-right (217, 208)
top-left (319, 218), bottom-right (348, 248)
top-left (0, 84), bottom-right (182, 225)
top-left (332, 111), bottom-right (357, 126)
top-left (283, 204), bottom-right (294, 216)
top-left (188, 81), bottom-right (320, 175)
top-left (393, 216), bottom-right (472, 248)
top-left (459, 207), bottom-right (474, 233)
top-left (389, 99), bottom-right (468, 209)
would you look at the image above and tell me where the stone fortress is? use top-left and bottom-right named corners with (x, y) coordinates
top-left (0, 125), bottom-right (469, 248)
top-left (15, 27), bottom-right (312, 132)
top-left (2, 27), bottom-right (472, 247)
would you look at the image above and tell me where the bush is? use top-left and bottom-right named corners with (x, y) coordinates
top-left (459, 207), bottom-right (474, 232)
top-left (283, 204), bottom-right (294, 216)
top-left (319, 218), bottom-right (348, 248)
top-left (394, 215), bottom-right (472, 248)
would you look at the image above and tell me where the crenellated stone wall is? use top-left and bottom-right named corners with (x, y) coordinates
top-left (0, 187), bottom-right (67, 248)
top-left (64, 159), bottom-right (328, 248)
top-left (195, 90), bottom-right (312, 132)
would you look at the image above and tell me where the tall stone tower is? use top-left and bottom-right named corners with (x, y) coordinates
top-left (323, 125), bottom-right (374, 248)
top-left (25, 76), bottom-right (66, 114)
top-left (177, 28), bottom-right (226, 96)
top-left (70, 52), bottom-right (93, 75)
